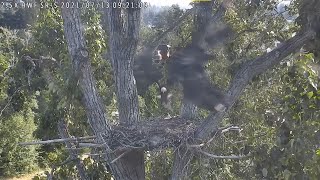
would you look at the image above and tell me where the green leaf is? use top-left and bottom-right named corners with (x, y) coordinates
top-left (307, 91), bottom-right (314, 99)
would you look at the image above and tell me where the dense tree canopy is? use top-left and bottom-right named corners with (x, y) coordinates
top-left (0, 0), bottom-right (319, 179)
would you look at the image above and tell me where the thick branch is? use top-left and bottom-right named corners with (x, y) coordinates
top-left (58, 2), bottom-right (143, 179)
top-left (19, 136), bottom-right (95, 146)
top-left (106, 0), bottom-right (141, 125)
top-left (196, 29), bottom-right (316, 139)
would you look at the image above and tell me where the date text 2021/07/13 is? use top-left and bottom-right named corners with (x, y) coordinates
top-left (39, 1), bottom-right (151, 9)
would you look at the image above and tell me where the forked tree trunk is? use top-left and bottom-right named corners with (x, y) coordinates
top-left (104, 0), bottom-right (145, 179)
top-left (60, 0), bottom-right (144, 179)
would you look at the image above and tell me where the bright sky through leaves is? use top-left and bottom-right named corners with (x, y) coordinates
top-left (143, 0), bottom-right (192, 9)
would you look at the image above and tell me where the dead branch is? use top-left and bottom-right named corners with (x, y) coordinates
top-left (220, 125), bottom-right (241, 133)
top-left (196, 149), bottom-right (250, 159)
top-left (0, 86), bottom-right (23, 118)
top-left (78, 143), bottom-right (105, 147)
top-left (19, 136), bottom-right (96, 146)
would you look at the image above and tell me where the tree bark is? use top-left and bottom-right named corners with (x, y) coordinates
top-left (60, 1), bottom-right (145, 179)
top-left (180, 99), bottom-right (198, 119)
top-left (106, 0), bottom-right (140, 126)
top-left (104, 0), bottom-right (145, 179)
top-left (59, 0), bottom-right (110, 136)
top-left (171, 145), bottom-right (194, 180)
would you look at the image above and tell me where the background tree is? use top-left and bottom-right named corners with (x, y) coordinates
top-left (0, 0), bottom-right (319, 179)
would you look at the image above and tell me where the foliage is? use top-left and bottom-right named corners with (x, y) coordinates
top-left (0, 27), bottom-right (40, 177)
top-left (0, 113), bottom-right (39, 176)
top-left (1, 0), bottom-right (320, 179)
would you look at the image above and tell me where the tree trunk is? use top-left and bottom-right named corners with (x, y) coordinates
top-left (59, 1), bottom-right (110, 136)
top-left (104, 0), bottom-right (145, 179)
top-left (171, 145), bottom-right (194, 180)
top-left (59, 1), bottom-right (145, 179)
top-left (180, 99), bottom-right (198, 119)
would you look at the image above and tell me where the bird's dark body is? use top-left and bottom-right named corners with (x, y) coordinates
top-left (134, 43), bottom-right (227, 112)
top-left (182, 78), bottom-right (226, 111)
top-left (133, 48), bottom-right (163, 95)
top-left (166, 44), bottom-right (226, 111)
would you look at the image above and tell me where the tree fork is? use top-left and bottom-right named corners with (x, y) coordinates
top-left (58, 0), bottom-right (144, 179)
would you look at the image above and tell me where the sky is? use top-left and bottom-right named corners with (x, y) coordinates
top-left (143, 0), bottom-right (192, 9)
top-left (143, 0), bottom-right (292, 10)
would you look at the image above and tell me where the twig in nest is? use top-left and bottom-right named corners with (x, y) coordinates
top-left (83, 153), bottom-right (107, 157)
top-left (220, 125), bottom-right (241, 133)
top-left (206, 125), bottom-right (240, 145)
top-left (78, 143), bottom-right (104, 147)
top-left (110, 151), bottom-right (130, 164)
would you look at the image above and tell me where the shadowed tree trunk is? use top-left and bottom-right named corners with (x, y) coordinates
top-left (104, 0), bottom-right (145, 179)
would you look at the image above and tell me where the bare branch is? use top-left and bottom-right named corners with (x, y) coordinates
top-left (196, 149), bottom-right (250, 159)
top-left (82, 153), bottom-right (107, 156)
top-left (19, 136), bottom-right (96, 146)
top-left (78, 143), bottom-right (106, 147)
top-left (0, 87), bottom-right (23, 118)
top-left (220, 125), bottom-right (241, 133)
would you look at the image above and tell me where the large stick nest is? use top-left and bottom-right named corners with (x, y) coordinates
top-left (104, 117), bottom-right (201, 151)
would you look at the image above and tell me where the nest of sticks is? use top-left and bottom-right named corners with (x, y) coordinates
top-left (103, 116), bottom-right (201, 151)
